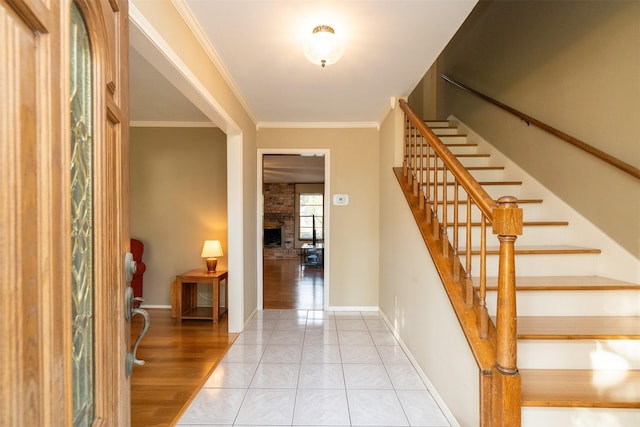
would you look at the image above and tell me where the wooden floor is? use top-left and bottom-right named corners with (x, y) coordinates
top-left (263, 257), bottom-right (324, 310)
top-left (130, 309), bottom-right (236, 427)
top-left (130, 259), bottom-right (324, 426)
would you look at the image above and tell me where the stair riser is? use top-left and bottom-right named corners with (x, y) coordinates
top-left (424, 121), bottom-right (450, 127)
top-left (486, 290), bottom-right (640, 316)
top-left (450, 226), bottom-right (568, 247)
top-left (416, 168), bottom-right (506, 183)
top-left (435, 200), bottom-right (547, 222)
top-left (466, 253), bottom-right (599, 277)
top-left (522, 407), bottom-right (640, 427)
top-left (430, 128), bottom-right (459, 136)
top-left (422, 185), bottom-right (524, 202)
top-left (518, 340), bottom-right (640, 369)
top-left (409, 149), bottom-right (480, 160)
top-left (410, 155), bottom-right (491, 168)
top-left (439, 135), bottom-right (469, 144)
top-left (407, 134), bottom-right (469, 143)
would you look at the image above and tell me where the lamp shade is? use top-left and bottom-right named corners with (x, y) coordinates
top-left (201, 240), bottom-right (223, 258)
top-left (304, 25), bottom-right (344, 68)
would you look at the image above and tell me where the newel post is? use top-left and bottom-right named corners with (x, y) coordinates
top-left (491, 196), bottom-right (523, 426)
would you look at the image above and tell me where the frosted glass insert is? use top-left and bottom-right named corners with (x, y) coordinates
top-left (70, 3), bottom-right (95, 426)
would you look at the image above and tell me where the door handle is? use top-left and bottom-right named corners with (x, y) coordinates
top-left (125, 286), bottom-right (150, 376)
top-left (124, 252), bottom-right (150, 377)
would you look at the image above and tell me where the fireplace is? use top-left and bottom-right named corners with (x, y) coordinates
top-left (264, 227), bottom-right (282, 248)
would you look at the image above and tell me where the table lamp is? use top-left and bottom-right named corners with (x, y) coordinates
top-left (201, 240), bottom-right (223, 273)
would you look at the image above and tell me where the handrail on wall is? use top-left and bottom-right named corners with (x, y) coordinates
top-left (440, 74), bottom-right (640, 181)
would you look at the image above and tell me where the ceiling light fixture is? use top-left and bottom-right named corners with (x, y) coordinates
top-left (304, 25), bottom-right (344, 68)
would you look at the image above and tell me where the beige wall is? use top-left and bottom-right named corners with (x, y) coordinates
top-left (435, 0), bottom-right (640, 257)
top-left (378, 103), bottom-right (479, 426)
top-left (130, 127), bottom-right (227, 305)
top-left (409, 63), bottom-right (439, 121)
top-left (258, 128), bottom-right (379, 308)
top-left (132, 0), bottom-right (259, 327)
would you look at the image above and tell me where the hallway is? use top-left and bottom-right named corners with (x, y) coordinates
top-left (263, 258), bottom-right (324, 310)
top-left (176, 309), bottom-right (451, 426)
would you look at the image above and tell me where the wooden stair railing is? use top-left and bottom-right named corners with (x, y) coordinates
top-left (440, 74), bottom-right (640, 181)
top-left (398, 99), bottom-right (523, 427)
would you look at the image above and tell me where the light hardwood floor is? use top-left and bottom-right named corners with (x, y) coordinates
top-left (131, 259), bottom-right (324, 426)
top-left (263, 257), bottom-right (324, 310)
top-left (130, 309), bottom-right (236, 427)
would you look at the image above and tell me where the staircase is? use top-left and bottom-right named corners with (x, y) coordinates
top-left (424, 119), bottom-right (640, 426)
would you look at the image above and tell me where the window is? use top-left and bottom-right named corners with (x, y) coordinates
top-left (299, 193), bottom-right (323, 241)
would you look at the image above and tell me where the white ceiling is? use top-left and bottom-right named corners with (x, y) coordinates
top-left (129, 0), bottom-right (477, 127)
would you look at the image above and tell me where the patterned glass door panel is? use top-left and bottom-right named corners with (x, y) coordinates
top-left (70, 3), bottom-right (95, 426)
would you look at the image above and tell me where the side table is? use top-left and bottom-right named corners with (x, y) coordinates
top-left (174, 269), bottom-right (228, 323)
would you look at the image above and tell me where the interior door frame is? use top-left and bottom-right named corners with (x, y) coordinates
top-left (257, 148), bottom-right (331, 310)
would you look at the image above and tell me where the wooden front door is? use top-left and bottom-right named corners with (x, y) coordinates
top-left (1, 0), bottom-right (130, 425)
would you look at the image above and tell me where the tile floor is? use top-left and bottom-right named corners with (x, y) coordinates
top-left (177, 310), bottom-right (451, 427)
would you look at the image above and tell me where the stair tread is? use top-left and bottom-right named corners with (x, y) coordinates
top-left (481, 275), bottom-right (640, 290)
top-left (454, 153), bottom-right (490, 157)
top-left (435, 166), bottom-right (505, 170)
top-left (452, 221), bottom-right (568, 227)
top-left (516, 316), bottom-right (640, 339)
top-left (521, 369), bottom-right (640, 408)
top-left (423, 180), bottom-right (522, 186)
top-left (411, 133), bottom-right (468, 137)
top-left (438, 198), bottom-right (542, 205)
top-left (464, 245), bottom-right (602, 255)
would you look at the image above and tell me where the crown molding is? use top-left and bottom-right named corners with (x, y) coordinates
top-left (129, 3), bottom-right (241, 135)
top-left (171, 0), bottom-right (258, 126)
top-left (129, 121), bottom-right (218, 128)
top-left (257, 121), bottom-right (379, 130)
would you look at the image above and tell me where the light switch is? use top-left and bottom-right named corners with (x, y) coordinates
top-left (333, 194), bottom-right (349, 205)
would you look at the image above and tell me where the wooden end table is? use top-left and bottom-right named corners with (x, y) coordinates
top-left (175, 269), bottom-right (228, 323)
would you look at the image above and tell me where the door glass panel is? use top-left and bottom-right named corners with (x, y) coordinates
top-left (70, 2), bottom-right (95, 426)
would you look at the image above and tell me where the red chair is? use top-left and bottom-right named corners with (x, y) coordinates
top-left (130, 239), bottom-right (146, 303)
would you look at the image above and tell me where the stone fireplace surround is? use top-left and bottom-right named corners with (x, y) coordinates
top-left (263, 183), bottom-right (298, 259)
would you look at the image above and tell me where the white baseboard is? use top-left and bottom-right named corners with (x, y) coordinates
top-left (245, 307), bottom-right (259, 326)
top-left (378, 310), bottom-right (461, 427)
top-left (325, 305), bottom-right (379, 312)
top-left (140, 304), bottom-right (171, 309)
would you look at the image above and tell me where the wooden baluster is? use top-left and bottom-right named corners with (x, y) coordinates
top-left (491, 196), bottom-right (523, 427)
top-left (465, 196), bottom-right (473, 306)
top-left (441, 165), bottom-right (449, 258)
top-left (432, 154), bottom-right (439, 239)
top-left (453, 180), bottom-right (460, 281)
top-left (413, 127), bottom-right (419, 197)
top-left (407, 123), bottom-right (414, 185)
top-left (480, 214), bottom-right (488, 338)
top-left (419, 135), bottom-right (425, 209)
top-left (411, 126), bottom-right (418, 186)
top-left (403, 115), bottom-right (409, 177)
top-left (425, 141), bottom-right (432, 224)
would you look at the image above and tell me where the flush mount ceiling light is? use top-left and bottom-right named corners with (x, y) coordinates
top-left (304, 25), bottom-right (344, 68)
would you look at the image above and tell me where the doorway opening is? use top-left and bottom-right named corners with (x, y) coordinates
top-left (258, 151), bottom-right (329, 310)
